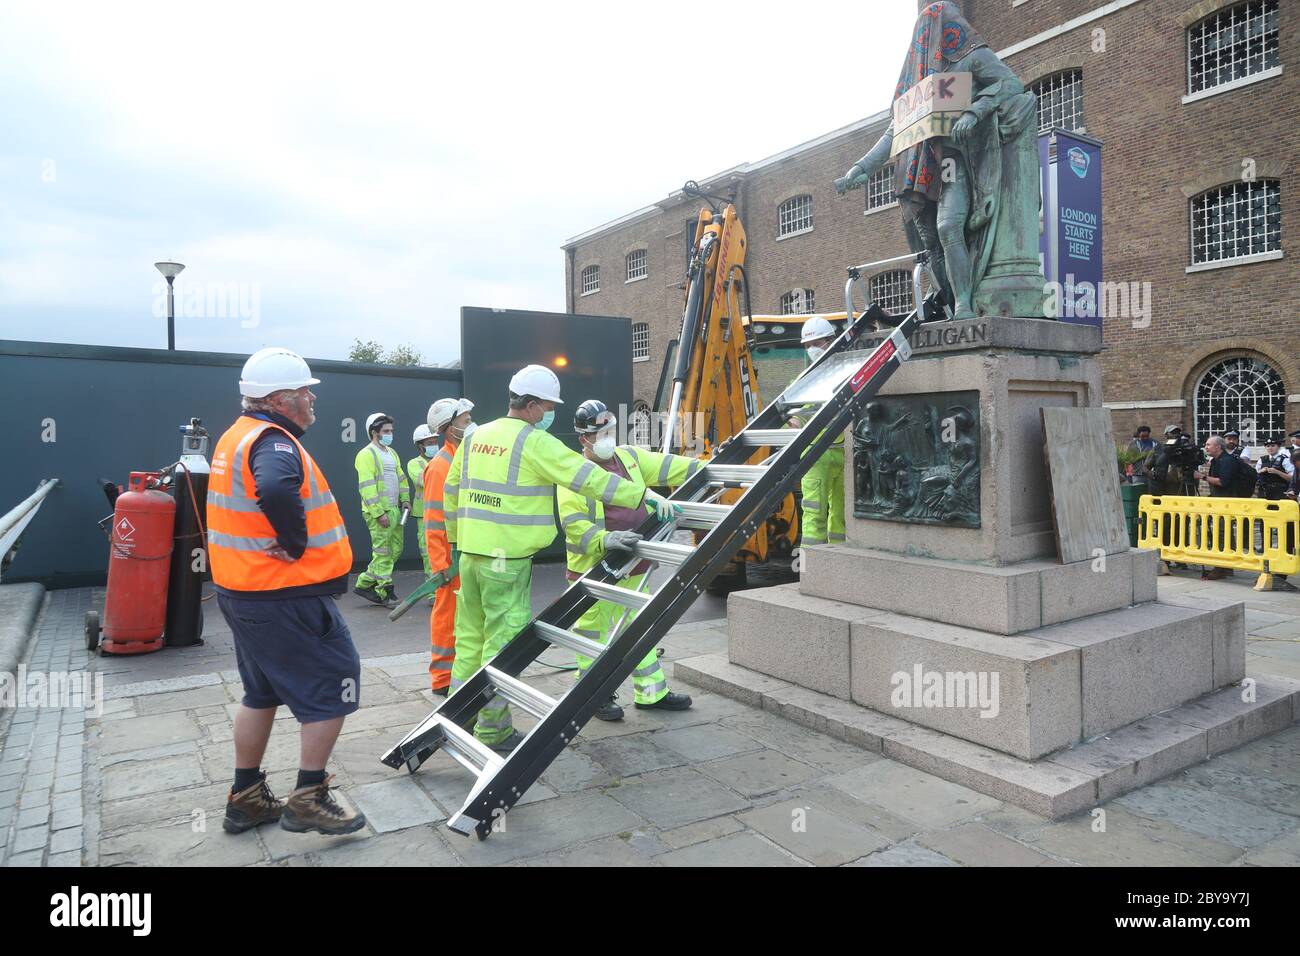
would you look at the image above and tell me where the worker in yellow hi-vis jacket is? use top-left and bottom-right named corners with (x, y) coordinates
top-left (558, 399), bottom-right (698, 722)
top-left (353, 412), bottom-right (409, 607)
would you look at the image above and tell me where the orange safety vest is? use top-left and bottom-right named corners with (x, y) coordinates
top-left (422, 436), bottom-right (458, 568)
top-left (207, 415), bottom-right (352, 592)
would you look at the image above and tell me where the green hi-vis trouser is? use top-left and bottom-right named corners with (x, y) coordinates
top-left (571, 573), bottom-right (667, 705)
top-left (357, 506), bottom-right (404, 596)
top-left (450, 552), bottom-right (532, 745)
top-left (416, 516), bottom-right (434, 582)
top-left (800, 444), bottom-right (846, 545)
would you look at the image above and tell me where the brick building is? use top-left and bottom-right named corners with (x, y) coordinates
top-left (562, 0), bottom-right (1297, 446)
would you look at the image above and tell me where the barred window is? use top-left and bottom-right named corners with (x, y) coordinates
top-left (628, 401), bottom-right (653, 447)
top-left (1188, 0), bottom-right (1279, 95)
top-left (632, 322), bottom-right (649, 361)
top-left (1030, 70), bottom-right (1084, 133)
top-left (1190, 179), bottom-right (1280, 264)
top-left (626, 249), bottom-right (647, 282)
top-left (869, 270), bottom-right (914, 316)
top-left (1194, 356), bottom-right (1286, 445)
top-left (778, 195), bottom-right (814, 237)
top-left (866, 165), bottom-right (896, 211)
top-left (581, 264), bottom-right (600, 295)
top-left (780, 289), bottom-right (815, 315)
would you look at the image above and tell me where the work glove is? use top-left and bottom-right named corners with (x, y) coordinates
top-left (643, 489), bottom-right (683, 519)
top-left (602, 530), bottom-right (642, 557)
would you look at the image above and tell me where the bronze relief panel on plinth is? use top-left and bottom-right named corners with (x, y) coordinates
top-left (852, 391), bottom-right (980, 527)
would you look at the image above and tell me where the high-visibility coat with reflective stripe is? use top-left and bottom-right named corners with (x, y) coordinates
top-left (422, 438), bottom-right (458, 570)
top-left (790, 403), bottom-right (845, 454)
top-left (354, 443), bottom-right (410, 518)
top-left (558, 446), bottom-right (701, 575)
top-left (407, 457), bottom-right (428, 518)
top-left (444, 417), bottom-right (646, 559)
top-left (207, 416), bottom-right (352, 592)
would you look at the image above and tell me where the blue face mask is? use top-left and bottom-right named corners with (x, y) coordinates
top-left (537, 409), bottom-right (555, 432)
top-left (423, 445), bottom-right (437, 458)
top-left (380, 434), bottom-right (393, 446)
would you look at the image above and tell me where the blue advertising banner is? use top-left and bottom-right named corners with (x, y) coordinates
top-left (1050, 130), bottom-right (1104, 330)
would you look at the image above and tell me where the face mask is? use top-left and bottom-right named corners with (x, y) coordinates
top-left (423, 445), bottom-right (437, 458)
top-left (536, 409), bottom-right (555, 432)
top-left (592, 435), bottom-right (616, 460)
top-left (380, 434), bottom-right (393, 446)
top-left (806, 345), bottom-right (825, 363)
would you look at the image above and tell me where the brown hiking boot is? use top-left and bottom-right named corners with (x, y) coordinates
top-left (223, 772), bottom-right (284, 834)
top-left (280, 774), bottom-right (367, 836)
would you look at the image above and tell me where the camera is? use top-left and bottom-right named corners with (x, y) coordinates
top-left (1161, 433), bottom-right (1204, 471)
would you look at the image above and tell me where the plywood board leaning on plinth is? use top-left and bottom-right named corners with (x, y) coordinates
top-left (1040, 406), bottom-right (1129, 564)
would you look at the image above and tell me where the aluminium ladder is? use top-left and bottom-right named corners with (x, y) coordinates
top-left (381, 266), bottom-right (929, 840)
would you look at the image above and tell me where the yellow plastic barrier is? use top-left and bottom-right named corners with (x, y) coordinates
top-left (1137, 495), bottom-right (1299, 582)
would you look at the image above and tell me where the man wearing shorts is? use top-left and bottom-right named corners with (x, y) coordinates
top-left (207, 347), bottom-right (366, 836)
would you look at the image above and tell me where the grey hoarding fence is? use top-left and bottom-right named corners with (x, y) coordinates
top-left (0, 340), bottom-right (462, 588)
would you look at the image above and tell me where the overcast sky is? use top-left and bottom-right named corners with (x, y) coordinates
top-left (0, 1), bottom-right (920, 365)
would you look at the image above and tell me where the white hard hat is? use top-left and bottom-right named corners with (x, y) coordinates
top-left (800, 316), bottom-right (837, 345)
top-left (428, 397), bottom-right (475, 433)
top-left (412, 424), bottom-right (434, 444)
top-left (508, 364), bottom-right (564, 404)
top-left (366, 412), bottom-right (394, 433)
top-left (239, 347), bottom-right (320, 398)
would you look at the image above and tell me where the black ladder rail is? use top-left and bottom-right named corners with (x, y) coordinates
top-left (381, 305), bottom-right (922, 839)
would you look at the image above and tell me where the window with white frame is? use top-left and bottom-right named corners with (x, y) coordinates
top-left (1031, 70), bottom-right (1084, 133)
top-left (581, 264), bottom-right (600, 295)
top-left (866, 165), bottom-right (896, 211)
top-left (626, 249), bottom-right (647, 282)
top-left (1188, 0), bottom-right (1279, 95)
top-left (628, 401), bottom-right (652, 447)
top-left (870, 270), bottom-right (914, 316)
top-left (632, 322), bottom-right (649, 362)
top-left (780, 289), bottom-right (815, 315)
top-left (778, 195), bottom-right (814, 238)
top-left (1194, 355), bottom-right (1286, 444)
top-left (1190, 179), bottom-right (1280, 265)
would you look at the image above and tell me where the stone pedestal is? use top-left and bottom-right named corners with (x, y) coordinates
top-left (673, 318), bottom-right (1299, 817)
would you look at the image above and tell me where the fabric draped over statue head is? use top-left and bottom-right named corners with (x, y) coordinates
top-left (893, 2), bottom-right (987, 203)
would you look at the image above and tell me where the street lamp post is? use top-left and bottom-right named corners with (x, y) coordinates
top-left (155, 261), bottom-right (185, 350)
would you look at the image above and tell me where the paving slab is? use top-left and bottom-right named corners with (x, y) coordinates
top-left (651, 724), bottom-right (764, 763)
top-left (1019, 805), bottom-right (1243, 866)
top-left (97, 714), bottom-right (203, 754)
top-left (695, 749), bottom-right (822, 798)
top-left (516, 833), bottom-right (665, 867)
top-left (1175, 762), bottom-right (1300, 818)
top-left (736, 797), bottom-right (892, 866)
top-left (657, 831), bottom-right (807, 867)
top-left (538, 746), bottom-right (615, 793)
top-left (849, 841), bottom-right (960, 866)
top-left (453, 791), bottom-right (646, 867)
top-left (657, 815), bottom-right (746, 850)
top-left (305, 826), bottom-right (462, 867)
top-left (915, 821), bottom-right (1052, 866)
top-left (132, 685), bottom-right (234, 716)
top-left (350, 777), bottom-right (444, 834)
top-left (1114, 782), bottom-right (1298, 849)
top-left (824, 760), bottom-right (1000, 829)
top-left (102, 753), bottom-right (206, 802)
top-left (100, 821), bottom-right (267, 866)
top-left (577, 733), bottom-right (688, 778)
top-left (1242, 828), bottom-right (1300, 866)
top-left (603, 766), bottom-right (751, 830)
top-left (720, 710), bottom-right (884, 772)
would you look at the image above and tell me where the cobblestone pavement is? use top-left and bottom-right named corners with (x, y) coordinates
top-left (1, 567), bottom-right (1297, 867)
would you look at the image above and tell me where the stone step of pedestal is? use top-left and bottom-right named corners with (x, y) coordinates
top-left (799, 543), bottom-right (1159, 634)
top-left (729, 586), bottom-right (1242, 759)
top-left (674, 651), bottom-right (1300, 819)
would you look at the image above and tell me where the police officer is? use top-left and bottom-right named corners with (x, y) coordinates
top-left (1256, 436), bottom-right (1295, 500)
top-left (208, 347), bottom-right (365, 837)
top-left (443, 365), bottom-right (676, 753)
top-left (558, 400), bottom-right (697, 721)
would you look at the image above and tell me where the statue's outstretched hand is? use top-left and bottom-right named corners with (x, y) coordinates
top-left (834, 174), bottom-right (859, 195)
top-left (951, 112), bottom-right (978, 146)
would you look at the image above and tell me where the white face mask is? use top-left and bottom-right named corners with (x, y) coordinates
top-left (806, 345), bottom-right (826, 363)
top-left (592, 434), bottom-right (616, 460)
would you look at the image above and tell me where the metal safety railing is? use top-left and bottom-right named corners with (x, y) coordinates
top-left (1137, 494), bottom-right (1299, 577)
top-left (0, 478), bottom-right (60, 582)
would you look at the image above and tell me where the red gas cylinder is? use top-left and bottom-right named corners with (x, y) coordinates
top-left (101, 471), bottom-right (174, 654)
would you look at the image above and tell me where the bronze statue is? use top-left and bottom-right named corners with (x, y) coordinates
top-left (835, 2), bottom-right (1044, 320)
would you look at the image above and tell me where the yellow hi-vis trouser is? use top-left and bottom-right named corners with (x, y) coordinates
top-left (357, 506), bottom-right (404, 596)
top-left (571, 573), bottom-right (668, 705)
top-left (450, 552), bottom-right (532, 745)
top-left (800, 444), bottom-right (845, 545)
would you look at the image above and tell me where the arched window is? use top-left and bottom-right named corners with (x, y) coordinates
top-left (777, 195), bottom-right (813, 238)
top-left (626, 249), bottom-right (647, 282)
top-left (869, 270), bottom-right (914, 316)
top-left (580, 264), bottom-right (600, 295)
top-left (1188, 0), bottom-right (1279, 95)
top-left (1030, 69), bottom-right (1084, 133)
top-left (1191, 179), bottom-right (1280, 265)
top-left (780, 289), bottom-right (815, 315)
top-left (628, 401), bottom-right (653, 447)
top-left (1193, 355), bottom-right (1286, 444)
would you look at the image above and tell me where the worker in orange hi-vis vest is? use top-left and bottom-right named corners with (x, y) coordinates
top-left (423, 397), bottom-right (474, 694)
